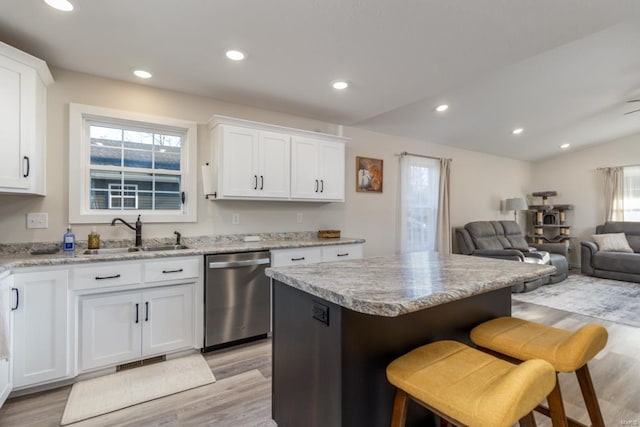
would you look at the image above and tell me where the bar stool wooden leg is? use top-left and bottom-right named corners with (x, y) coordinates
top-left (390, 388), bottom-right (409, 427)
top-left (575, 365), bottom-right (605, 427)
top-left (519, 412), bottom-right (538, 427)
top-left (546, 375), bottom-right (569, 427)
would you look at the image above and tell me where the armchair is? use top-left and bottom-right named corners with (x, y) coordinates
top-left (455, 220), bottom-right (568, 292)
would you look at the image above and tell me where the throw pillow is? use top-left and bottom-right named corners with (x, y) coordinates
top-left (592, 233), bottom-right (634, 253)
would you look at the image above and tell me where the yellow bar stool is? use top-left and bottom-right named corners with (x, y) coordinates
top-left (386, 340), bottom-right (556, 427)
top-left (470, 317), bottom-right (608, 427)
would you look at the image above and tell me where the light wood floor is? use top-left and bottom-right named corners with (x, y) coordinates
top-left (1, 300), bottom-right (638, 426)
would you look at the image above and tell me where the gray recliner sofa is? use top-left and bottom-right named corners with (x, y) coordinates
top-left (455, 220), bottom-right (569, 292)
top-left (581, 221), bottom-right (640, 283)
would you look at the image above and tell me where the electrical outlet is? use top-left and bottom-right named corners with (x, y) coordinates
top-left (312, 301), bottom-right (329, 325)
top-left (26, 212), bottom-right (48, 229)
top-left (232, 213), bottom-right (240, 225)
top-left (296, 212), bottom-right (303, 223)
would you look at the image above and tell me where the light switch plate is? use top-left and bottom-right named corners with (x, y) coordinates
top-left (27, 212), bottom-right (48, 229)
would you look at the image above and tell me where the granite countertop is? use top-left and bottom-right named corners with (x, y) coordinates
top-left (265, 251), bottom-right (556, 317)
top-left (0, 232), bottom-right (365, 273)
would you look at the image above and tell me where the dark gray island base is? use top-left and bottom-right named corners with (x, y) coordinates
top-left (266, 252), bottom-right (556, 427)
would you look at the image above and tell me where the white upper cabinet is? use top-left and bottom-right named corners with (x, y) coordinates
top-left (212, 123), bottom-right (290, 200)
top-left (291, 137), bottom-right (345, 201)
top-left (208, 115), bottom-right (347, 202)
top-left (0, 42), bottom-right (53, 195)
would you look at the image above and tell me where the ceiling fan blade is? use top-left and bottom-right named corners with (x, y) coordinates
top-left (624, 108), bottom-right (640, 115)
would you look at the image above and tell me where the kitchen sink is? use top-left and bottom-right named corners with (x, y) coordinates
top-left (83, 247), bottom-right (141, 255)
top-left (82, 245), bottom-right (189, 255)
top-left (140, 244), bottom-right (189, 252)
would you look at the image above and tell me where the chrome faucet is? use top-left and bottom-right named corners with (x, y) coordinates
top-left (174, 231), bottom-right (181, 245)
top-left (111, 215), bottom-right (142, 247)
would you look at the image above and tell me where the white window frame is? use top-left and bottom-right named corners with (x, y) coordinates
top-left (69, 103), bottom-right (198, 223)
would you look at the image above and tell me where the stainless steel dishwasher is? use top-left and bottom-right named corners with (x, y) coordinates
top-left (204, 251), bottom-right (271, 350)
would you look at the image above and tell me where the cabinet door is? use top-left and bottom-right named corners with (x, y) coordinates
top-left (80, 292), bottom-right (142, 371)
top-left (318, 141), bottom-right (345, 201)
top-left (258, 131), bottom-right (290, 198)
top-left (12, 270), bottom-right (68, 388)
top-left (0, 56), bottom-right (35, 190)
top-left (220, 125), bottom-right (260, 197)
top-left (0, 274), bottom-right (12, 407)
top-left (290, 136), bottom-right (320, 199)
top-left (141, 285), bottom-right (194, 356)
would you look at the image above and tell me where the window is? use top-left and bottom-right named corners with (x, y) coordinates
top-left (623, 166), bottom-right (640, 221)
top-left (400, 155), bottom-right (440, 252)
top-left (69, 104), bottom-right (197, 223)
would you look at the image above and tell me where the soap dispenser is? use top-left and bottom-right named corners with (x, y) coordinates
top-left (88, 227), bottom-right (100, 249)
top-left (63, 225), bottom-right (76, 256)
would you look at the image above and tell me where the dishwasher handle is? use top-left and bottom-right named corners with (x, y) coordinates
top-left (208, 258), bottom-right (270, 269)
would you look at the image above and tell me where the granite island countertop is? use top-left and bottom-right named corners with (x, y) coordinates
top-left (0, 233), bottom-right (365, 273)
top-left (265, 251), bottom-right (556, 317)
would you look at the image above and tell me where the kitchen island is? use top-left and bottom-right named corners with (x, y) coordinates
top-left (265, 251), bottom-right (556, 427)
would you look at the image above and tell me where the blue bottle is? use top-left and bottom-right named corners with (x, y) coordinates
top-left (63, 225), bottom-right (76, 256)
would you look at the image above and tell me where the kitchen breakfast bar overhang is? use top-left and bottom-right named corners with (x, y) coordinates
top-left (265, 251), bottom-right (556, 427)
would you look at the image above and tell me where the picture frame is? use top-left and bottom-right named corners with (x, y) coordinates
top-left (356, 156), bottom-right (383, 193)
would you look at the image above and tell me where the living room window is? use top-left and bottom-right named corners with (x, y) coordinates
top-left (69, 104), bottom-right (198, 223)
top-left (623, 165), bottom-right (640, 221)
top-left (400, 155), bottom-right (440, 252)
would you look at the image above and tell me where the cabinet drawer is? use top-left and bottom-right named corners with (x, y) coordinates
top-left (270, 247), bottom-right (322, 267)
top-left (72, 263), bottom-right (141, 290)
top-left (321, 244), bottom-right (363, 262)
top-left (144, 257), bottom-right (200, 282)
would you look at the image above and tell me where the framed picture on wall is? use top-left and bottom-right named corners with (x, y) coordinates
top-left (356, 156), bottom-right (383, 193)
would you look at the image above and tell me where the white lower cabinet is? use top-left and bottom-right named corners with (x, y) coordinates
top-left (0, 273), bottom-right (13, 407)
top-left (271, 243), bottom-right (364, 267)
top-left (80, 284), bottom-right (194, 371)
top-left (12, 270), bottom-right (69, 388)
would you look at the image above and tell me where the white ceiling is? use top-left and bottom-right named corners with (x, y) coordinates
top-left (1, 0), bottom-right (640, 161)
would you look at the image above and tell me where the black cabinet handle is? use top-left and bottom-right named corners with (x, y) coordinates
top-left (11, 288), bottom-right (18, 311)
top-left (254, 175), bottom-right (258, 190)
top-left (260, 175), bottom-right (264, 190)
top-left (314, 180), bottom-right (319, 192)
top-left (337, 253), bottom-right (349, 257)
top-left (145, 302), bottom-right (149, 322)
top-left (181, 191), bottom-right (186, 204)
top-left (135, 303), bottom-right (139, 323)
top-left (162, 268), bottom-right (183, 274)
top-left (291, 257), bottom-right (306, 261)
top-left (23, 156), bottom-right (30, 178)
top-left (95, 274), bottom-right (121, 280)
top-left (320, 179), bottom-right (324, 193)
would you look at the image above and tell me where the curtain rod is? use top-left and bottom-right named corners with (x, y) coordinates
top-left (397, 151), bottom-right (453, 162)
top-left (596, 163), bottom-right (640, 170)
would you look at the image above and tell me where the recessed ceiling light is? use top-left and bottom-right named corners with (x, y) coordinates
top-left (332, 81), bottom-right (349, 90)
top-left (43, 0), bottom-right (73, 11)
top-left (560, 143), bottom-right (571, 149)
top-left (435, 104), bottom-right (449, 112)
top-left (133, 69), bottom-right (152, 79)
top-left (512, 128), bottom-right (524, 135)
top-left (225, 50), bottom-right (246, 61)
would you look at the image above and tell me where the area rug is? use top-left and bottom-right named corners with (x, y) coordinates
top-left (61, 354), bottom-right (215, 425)
top-left (512, 273), bottom-right (640, 327)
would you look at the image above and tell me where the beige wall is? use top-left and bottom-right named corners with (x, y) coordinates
top-left (531, 133), bottom-right (640, 265)
top-left (0, 68), bottom-right (533, 257)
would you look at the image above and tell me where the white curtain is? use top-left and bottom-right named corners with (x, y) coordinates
top-left (602, 167), bottom-right (624, 222)
top-left (400, 155), bottom-right (440, 253)
top-left (435, 158), bottom-right (452, 253)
